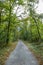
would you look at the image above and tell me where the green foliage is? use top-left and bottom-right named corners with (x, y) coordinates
top-left (0, 0), bottom-right (43, 47)
top-left (17, 0), bottom-right (23, 5)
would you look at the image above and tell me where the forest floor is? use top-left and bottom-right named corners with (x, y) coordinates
top-left (0, 41), bottom-right (43, 65)
top-left (0, 41), bottom-right (17, 65)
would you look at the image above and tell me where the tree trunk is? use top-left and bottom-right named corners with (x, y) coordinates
top-left (0, 9), bottom-right (1, 24)
top-left (32, 17), bottom-right (41, 43)
top-left (6, 1), bottom-right (11, 44)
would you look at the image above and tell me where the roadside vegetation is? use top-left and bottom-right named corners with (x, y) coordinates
top-left (0, 0), bottom-right (43, 65)
top-left (0, 42), bottom-right (17, 65)
top-left (24, 41), bottom-right (43, 65)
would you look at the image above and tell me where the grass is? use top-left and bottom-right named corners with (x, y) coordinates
top-left (0, 41), bottom-right (17, 65)
top-left (24, 41), bottom-right (43, 65)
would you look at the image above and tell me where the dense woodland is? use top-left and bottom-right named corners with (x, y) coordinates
top-left (0, 0), bottom-right (43, 47)
top-left (0, 0), bottom-right (43, 65)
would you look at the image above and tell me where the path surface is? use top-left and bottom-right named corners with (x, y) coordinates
top-left (5, 40), bottom-right (39, 65)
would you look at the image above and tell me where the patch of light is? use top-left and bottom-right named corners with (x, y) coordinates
top-left (13, 5), bottom-right (29, 20)
top-left (36, 0), bottom-right (43, 14)
top-left (16, 5), bottom-right (24, 16)
top-left (13, 0), bottom-right (43, 19)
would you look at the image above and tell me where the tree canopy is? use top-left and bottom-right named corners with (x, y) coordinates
top-left (0, 0), bottom-right (43, 47)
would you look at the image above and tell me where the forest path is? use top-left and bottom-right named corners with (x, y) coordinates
top-left (5, 40), bottom-right (39, 65)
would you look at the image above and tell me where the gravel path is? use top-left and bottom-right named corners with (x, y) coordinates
top-left (5, 40), bottom-right (39, 65)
